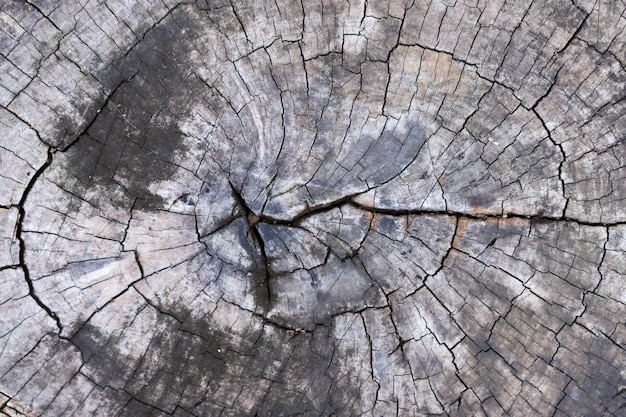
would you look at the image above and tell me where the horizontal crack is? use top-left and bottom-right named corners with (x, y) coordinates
top-left (349, 201), bottom-right (625, 227)
top-left (240, 193), bottom-right (624, 229)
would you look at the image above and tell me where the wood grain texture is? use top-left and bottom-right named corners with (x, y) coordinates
top-left (1, 0), bottom-right (625, 415)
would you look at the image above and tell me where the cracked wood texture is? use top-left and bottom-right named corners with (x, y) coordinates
top-left (1, 0), bottom-right (625, 416)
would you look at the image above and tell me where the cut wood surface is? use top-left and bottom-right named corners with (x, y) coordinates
top-left (1, 0), bottom-right (625, 416)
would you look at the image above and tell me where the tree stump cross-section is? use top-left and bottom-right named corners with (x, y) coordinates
top-left (0, 0), bottom-right (625, 416)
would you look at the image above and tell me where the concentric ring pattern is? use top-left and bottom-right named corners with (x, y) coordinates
top-left (0, 1), bottom-right (625, 416)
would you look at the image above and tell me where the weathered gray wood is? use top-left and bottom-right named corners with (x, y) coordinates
top-left (1, 0), bottom-right (625, 416)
